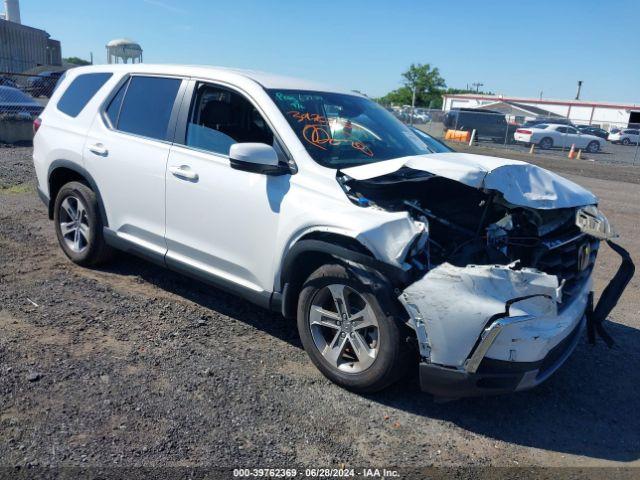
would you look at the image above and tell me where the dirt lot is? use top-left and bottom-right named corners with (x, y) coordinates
top-left (1, 146), bottom-right (638, 469)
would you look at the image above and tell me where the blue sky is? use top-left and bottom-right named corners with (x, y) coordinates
top-left (20, 0), bottom-right (640, 103)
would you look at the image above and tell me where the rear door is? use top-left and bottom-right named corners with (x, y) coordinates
top-left (83, 74), bottom-right (185, 258)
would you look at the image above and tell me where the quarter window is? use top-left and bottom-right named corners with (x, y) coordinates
top-left (114, 76), bottom-right (181, 141)
top-left (184, 83), bottom-right (274, 156)
top-left (105, 79), bottom-right (128, 127)
top-left (57, 73), bottom-right (112, 117)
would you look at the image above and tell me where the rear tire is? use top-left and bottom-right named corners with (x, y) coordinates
top-left (53, 181), bottom-right (113, 267)
top-left (297, 263), bottom-right (408, 393)
top-left (622, 138), bottom-right (631, 146)
top-left (539, 137), bottom-right (553, 150)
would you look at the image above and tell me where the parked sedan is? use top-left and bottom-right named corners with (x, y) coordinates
top-left (0, 76), bottom-right (18, 89)
top-left (608, 129), bottom-right (640, 146)
top-left (522, 117), bottom-right (576, 128)
top-left (25, 70), bottom-right (64, 98)
top-left (0, 86), bottom-right (44, 118)
top-left (577, 125), bottom-right (609, 140)
top-left (514, 124), bottom-right (604, 153)
top-left (412, 109), bottom-right (432, 123)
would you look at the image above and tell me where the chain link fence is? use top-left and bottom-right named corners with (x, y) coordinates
top-left (385, 105), bottom-right (640, 166)
top-left (0, 70), bottom-right (61, 144)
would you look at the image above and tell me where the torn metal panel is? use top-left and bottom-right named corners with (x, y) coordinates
top-left (400, 262), bottom-right (566, 367)
top-left (355, 214), bottom-right (427, 268)
top-left (341, 152), bottom-right (597, 209)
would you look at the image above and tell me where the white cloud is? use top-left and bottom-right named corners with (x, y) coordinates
top-left (141, 0), bottom-right (186, 14)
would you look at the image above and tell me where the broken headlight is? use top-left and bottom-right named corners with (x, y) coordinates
top-left (576, 206), bottom-right (616, 240)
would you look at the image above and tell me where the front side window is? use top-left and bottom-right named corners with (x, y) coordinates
top-left (567, 127), bottom-right (578, 134)
top-left (556, 126), bottom-right (568, 134)
top-left (268, 89), bottom-right (431, 169)
top-left (57, 72), bottom-right (112, 117)
top-left (113, 76), bottom-right (181, 141)
top-left (184, 83), bottom-right (274, 156)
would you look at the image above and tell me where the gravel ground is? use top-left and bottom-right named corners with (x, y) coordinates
top-left (1, 146), bottom-right (638, 469)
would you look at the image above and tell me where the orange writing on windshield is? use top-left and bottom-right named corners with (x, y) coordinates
top-left (302, 124), bottom-right (374, 157)
top-left (287, 111), bottom-right (327, 124)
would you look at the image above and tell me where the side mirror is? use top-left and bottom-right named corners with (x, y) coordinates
top-left (229, 143), bottom-right (289, 175)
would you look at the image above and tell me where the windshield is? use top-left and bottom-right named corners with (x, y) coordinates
top-left (409, 126), bottom-right (454, 153)
top-left (268, 89), bottom-right (432, 168)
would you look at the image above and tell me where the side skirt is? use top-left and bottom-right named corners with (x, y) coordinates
top-left (103, 227), bottom-right (275, 311)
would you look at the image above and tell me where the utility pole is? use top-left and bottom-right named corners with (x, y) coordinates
top-left (410, 85), bottom-right (416, 125)
top-left (575, 80), bottom-right (583, 100)
top-left (471, 82), bottom-right (484, 93)
top-left (539, 90), bottom-right (543, 100)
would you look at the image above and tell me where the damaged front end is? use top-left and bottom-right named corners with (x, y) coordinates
top-left (337, 160), bottom-right (633, 397)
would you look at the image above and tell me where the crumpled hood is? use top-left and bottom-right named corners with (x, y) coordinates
top-left (340, 152), bottom-right (597, 209)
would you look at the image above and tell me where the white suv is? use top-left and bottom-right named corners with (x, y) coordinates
top-left (33, 65), bottom-right (632, 397)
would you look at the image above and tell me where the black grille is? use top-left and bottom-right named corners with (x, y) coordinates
top-left (535, 227), bottom-right (599, 307)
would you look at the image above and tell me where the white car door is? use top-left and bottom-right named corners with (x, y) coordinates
top-left (552, 126), bottom-right (571, 148)
top-left (565, 126), bottom-right (589, 148)
top-left (84, 75), bottom-right (185, 257)
top-left (164, 81), bottom-right (291, 302)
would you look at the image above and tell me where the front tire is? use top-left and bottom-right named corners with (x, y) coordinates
top-left (587, 141), bottom-right (600, 153)
top-left (297, 264), bottom-right (407, 393)
top-left (53, 181), bottom-right (113, 267)
top-left (622, 137), bottom-right (631, 146)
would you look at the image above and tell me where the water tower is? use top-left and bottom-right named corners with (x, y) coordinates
top-left (106, 38), bottom-right (143, 64)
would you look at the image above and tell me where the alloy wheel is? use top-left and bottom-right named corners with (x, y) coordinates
top-left (308, 284), bottom-right (379, 374)
top-left (59, 195), bottom-right (90, 253)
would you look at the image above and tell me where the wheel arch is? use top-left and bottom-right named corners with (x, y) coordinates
top-left (47, 160), bottom-right (108, 226)
top-left (277, 231), bottom-right (408, 319)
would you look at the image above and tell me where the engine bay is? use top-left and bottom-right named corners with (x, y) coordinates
top-left (337, 168), bottom-right (594, 282)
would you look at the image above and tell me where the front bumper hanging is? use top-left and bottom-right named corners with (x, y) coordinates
top-left (417, 240), bottom-right (634, 398)
top-left (585, 240), bottom-right (635, 347)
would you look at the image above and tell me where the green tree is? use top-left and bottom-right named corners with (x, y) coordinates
top-left (63, 57), bottom-right (92, 66)
top-left (378, 63), bottom-right (447, 108)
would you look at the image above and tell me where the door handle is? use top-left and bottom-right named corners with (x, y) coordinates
top-left (88, 143), bottom-right (108, 156)
top-left (169, 165), bottom-right (199, 181)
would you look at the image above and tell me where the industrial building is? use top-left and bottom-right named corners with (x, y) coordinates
top-left (442, 93), bottom-right (640, 129)
top-left (0, 0), bottom-right (62, 73)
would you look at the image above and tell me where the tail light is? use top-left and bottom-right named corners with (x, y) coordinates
top-left (33, 117), bottom-right (42, 134)
top-left (516, 129), bottom-right (532, 134)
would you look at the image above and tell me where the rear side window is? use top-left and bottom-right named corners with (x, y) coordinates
top-left (114, 76), bottom-right (181, 141)
top-left (57, 73), bottom-right (112, 117)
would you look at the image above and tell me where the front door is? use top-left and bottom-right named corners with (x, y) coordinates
top-left (164, 81), bottom-right (290, 299)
